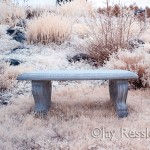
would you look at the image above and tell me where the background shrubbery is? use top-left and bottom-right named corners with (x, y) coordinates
top-left (104, 49), bottom-right (150, 88)
top-left (0, 62), bottom-right (33, 92)
top-left (26, 13), bottom-right (72, 44)
top-left (0, 63), bottom-right (20, 91)
top-left (25, 0), bottom-right (94, 45)
top-left (0, 1), bottom-right (25, 24)
top-left (78, 3), bottom-right (150, 88)
top-left (56, 0), bottom-right (94, 17)
top-left (79, 6), bottom-right (147, 64)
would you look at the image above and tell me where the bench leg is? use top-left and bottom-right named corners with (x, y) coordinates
top-left (109, 80), bottom-right (128, 118)
top-left (32, 81), bottom-right (52, 114)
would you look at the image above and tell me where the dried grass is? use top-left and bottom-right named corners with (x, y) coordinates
top-left (0, 62), bottom-right (19, 91)
top-left (26, 13), bottom-right (72, 45)
top-left (0, 84), bottom-right (150, 149)
top-left (0, 1), bottom-right (25, 25)
top-left (25, 5), bottom-right (56, 19)
top-left (57, 0), bottom-right (95, 17)
top-left (0, 62), bottom-right (32, 92)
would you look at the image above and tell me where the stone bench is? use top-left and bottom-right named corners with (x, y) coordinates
top-left (17, 69), bottom-right (138, 118)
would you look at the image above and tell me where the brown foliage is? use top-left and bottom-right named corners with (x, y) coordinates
top-left (98, 4), bottom-right (150, 20)
top-left (97, 4), bottom-right (123, 17)
top-left (81, 8), bottom-right (138, 65)
top-left (104, 49), bottom-right (150, 88)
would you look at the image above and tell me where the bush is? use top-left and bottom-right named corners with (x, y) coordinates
top-left (25, 5), bottom-right (56, 19)
top-left (104, 49), bottom-right (150, 88)
top-left (25, 8), bottom-right (43, 19)
top-left (26, 13), bottom-right (72, 45)
top-left (0, 62), bottom-right (33, 92)
top-left (80, 7), bottom-right (146, 65)
top-left (0, 63), bottom-right (20, 91)
top-left (98, 4), bottom-right (121, 17)
top-left (0, 1), bottom-right (25, 24)
top-left (56, 0), bottom-right (94, 18)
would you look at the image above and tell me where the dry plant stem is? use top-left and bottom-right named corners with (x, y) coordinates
top-left (82, 5), bottom-right (147, 65)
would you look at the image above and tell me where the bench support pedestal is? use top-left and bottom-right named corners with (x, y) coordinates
top-left (32, 81), bottom-right (52, 114)
top-left (109, 80), bottom-right (128, 118)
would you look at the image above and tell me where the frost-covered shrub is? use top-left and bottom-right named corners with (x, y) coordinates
top-left (80, 8), bottom-right (145, 65)
top-left (104, 49), bottom-right (150, 88)
top-left (26, 13), bottom-right (72, 45)
top-left (0, 62), bottom-right (32, 91)
top-left (25, 5), bottom-right (55, 19)
top-left (57, 0), bottom-right (94, 17)
top-left (0, 1), bottom-right (25, 24)
top-left (0, 63), bottom-right (19, 91)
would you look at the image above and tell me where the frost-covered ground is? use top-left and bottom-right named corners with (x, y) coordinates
top-left (0, 20), bottom-right (102, 105)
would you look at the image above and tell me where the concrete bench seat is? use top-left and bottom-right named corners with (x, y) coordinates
top-left (17, 69), bottom-right (138, 118)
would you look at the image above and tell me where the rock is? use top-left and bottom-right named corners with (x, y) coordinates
top-left (57, 0), bottom-right (72, 5)
top-left (68, 53), bottom-right (98, 67)
top-left (16, 19), bottom-right (27, 28)
top-left (68, 53), bottom-right (92, 63)
top-left (0, 101), bottom-right (8, 106)
top-left (13, 32), bottom-right (26, 43)
top-left (7, 28), bottom-right (15, 35)
top-left (7, 28), bottom-right (26, 43)
top-left (137, 39), bottom-right (145, 44)
top-left (134, 9), bottom-right (145, 15)
top-left (129, 39), bottom-right (145, 49)
top-left (11, 45), bottom-right (27, 53)
top-left (9, 59), bottom-right (22, 66)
